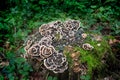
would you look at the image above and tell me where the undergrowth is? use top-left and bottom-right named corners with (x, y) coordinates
top-left (64, 33), bottom-right (114, 79)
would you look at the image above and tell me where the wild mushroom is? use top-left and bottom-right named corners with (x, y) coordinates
top-left (27, 43), bottom-right (41, 57)
top-left (26, 43), bottom-right (56, 61)
top-left (48, 21), bottom-right (64, 40)
top-left (39, 24), bottom-right (51, 37)
top-left (53, 61), bottom-right (68, 73)
top-left (24, 40), bottom-right (33, 52)
top-left (39, 21), bottom-right (63, 39)
top-left (39, 45), bottom-right (55, 59)
top-left (82, 43), bottom-right (94, 50)
top-left (24, 32), bottom-right (43, 52)
top-left (81, 33), bottom-right (87, 39)
top-left (52, 21), bottom-right (64, 28)
top-left (44, 52), bottom-right (68, 73)
top-left (60, 20), bottom-right (84, 45)
top-left (39, 36), bottom-right (52, 46)
top-left (64, 20), bottom-right (80, 31)
top-left (43, 53), bottom-right (57, 70)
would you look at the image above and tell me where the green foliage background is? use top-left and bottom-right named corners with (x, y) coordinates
top-left (0, 0), bottom-right (120, 79)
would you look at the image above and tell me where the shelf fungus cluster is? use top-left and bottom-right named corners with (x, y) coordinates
top-left (24, 35), bottom-right (68, 73)
top-left (44, 52), bottom-right (68, 73)
top-left (24, 20), bottom-right (92, 74)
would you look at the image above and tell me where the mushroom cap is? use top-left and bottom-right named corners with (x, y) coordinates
top-left (68, 31), bottom-right (75, 37)
top-left (53, 61), bottom-right (68, 73)
top-left (24, 32), bottom-right (43, 52)
top-left (49, 21), bottom-right (64, 39)
top-left (39, 45), bottom-right (55, 59)
top-left (64, 20), bottom-right (80, 31)
top-left (26, 42), bottom-right (55, 60)
top-left (44, 52), bottom-right (68, 73)
top-left (27, 43), bottom-right (40, 57)
top-left (51, 21), bottom-right (64, 29)
top-left (44, 55), bottom-right (57, 70)
top-left (24, 40), bottom-right (33, 52)
top-left (39, 36), bottom-right (52, 46)
top-left (39, 24), bottom-right (51, 36)
top-left (82, 43), bottom-right (94, 50)
top-left (81, 33), bottom-right (87, 39)
top-left (52, 53), bottom-right (66, 67)
top-left (39, 21), bottom-right (63, 38)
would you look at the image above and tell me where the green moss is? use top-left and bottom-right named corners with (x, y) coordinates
top-left (74, 46), bottom-right (102, 75)
top-left (64, 33), bottom-right (113, 77)
top-left (64, 51), bottom-right (73, 68)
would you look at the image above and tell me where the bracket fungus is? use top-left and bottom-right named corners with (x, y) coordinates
top-left (81, 33), bottom-right (87, 39)
top-left (64, 20), bottom-right (80, 31)
top-left (39, 36), bottom-right (52, 46)
top-left (82, 43), bottom-right (94, 50)
top-left (24, 20), bottom-right (95, 74)
top-left (39, 45), bottom-right (55, 59)
top-left (22, 19), bottom-right (115, 80)
top-left (44, 52), bottom-right (68, 73)
top-left (27, 43), bottom-right (41, 57)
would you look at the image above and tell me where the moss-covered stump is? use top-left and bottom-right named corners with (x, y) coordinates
top-left (23, 20), bottom-right (115, 80)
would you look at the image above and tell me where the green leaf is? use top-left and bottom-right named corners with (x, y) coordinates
top-left (47, 76), bottom-right (53, 80)
top-left (90, 5), bottom-right (97, 9)
top-left (6, 52), bottom-right (15, 59)
top-left (105, 0), bottom-right (116, 3)
top-left (8, 73), bottom-right (15, 80)
top-left (80, 75), bottom-right (90, 80)
top-left (39, 1), bottom-right (48, 5)
top-left (99, 7), bottom-right (105, 12)
top-left (53, 77), bottom-right (58, 80)
top-left (47, 76), bottom-right (58, 80)
top-left (15, 57), bottom-right (26, 64)
top-left (53, 0), bottom-right (59, 3)
top-left (0, 75), bottom-right (4, 80)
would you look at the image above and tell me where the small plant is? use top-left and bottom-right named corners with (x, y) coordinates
top-left (47, 76), bottom-right (58, 80)
top-left (1, 51), bottom-right (32, 80)
top-left (80, 75), bottom-right (90, 80)
top-left (0, 75), bottom-right (4, 80)
top-left (111, 23), bottom-right (120, 36)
